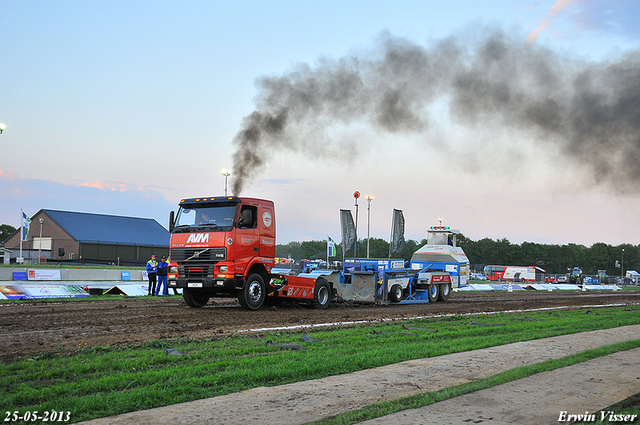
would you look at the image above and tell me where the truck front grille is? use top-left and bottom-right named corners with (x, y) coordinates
top-left (180, 264), bottom-right (213, 278)
top-left (170, 247), bottom-right (227, 278)
top-left (170, 247), bottom-right (226, 262)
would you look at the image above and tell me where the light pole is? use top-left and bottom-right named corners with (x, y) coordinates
top-left (0, 123), bottom-right (6, 134)
top-left (365, 196), bottom-right (374, 258)
top-left (221, 169), bottom-right (231, 196)
top-left (38, 218), bottom-right (44, 265)
top-left (622, 248), bottom-right (625, 279)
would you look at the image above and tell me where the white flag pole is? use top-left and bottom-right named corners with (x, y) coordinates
top-left (19, 209), bottom-right (23, 263)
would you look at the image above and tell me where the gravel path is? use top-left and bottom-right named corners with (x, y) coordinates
top-left (79, 324), bottom-right (640, 425)
top-left (361, 348), bottom-right (640, 425)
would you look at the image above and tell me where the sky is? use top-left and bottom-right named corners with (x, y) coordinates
top-left (1, 0), bottom-right (639, 247)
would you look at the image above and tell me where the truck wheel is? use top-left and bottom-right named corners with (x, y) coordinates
top-left (427, 284), bottom-right (439, 303)
top-left (437, 282), bottom-right (451, 301)
top-left (389, 284), bottom-right (403, 303)
top-left (183, 288), bottom-right (210, 308)
top-left (238, 273), bottom-right (266, 310)
top-left (312, 279), bottom-right (331, 309)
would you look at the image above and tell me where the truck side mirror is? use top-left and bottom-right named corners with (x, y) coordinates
top-left (236, 208), bottom-right (253, 228)
top-left (169, 211), bottom-right (175, 232)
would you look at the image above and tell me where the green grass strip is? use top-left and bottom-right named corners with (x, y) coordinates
top-left (309, 339), bottom-right (640, 425)
top-left (583, 392), bottom-right (640, 424)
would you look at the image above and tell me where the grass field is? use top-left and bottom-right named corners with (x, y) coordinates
top-left (2, 304), bottom-right (640, 423)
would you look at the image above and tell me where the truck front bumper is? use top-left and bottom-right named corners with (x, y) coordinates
top-left (169, 277), bottom-right (237, 292)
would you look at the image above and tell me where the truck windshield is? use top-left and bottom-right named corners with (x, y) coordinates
top-left (427, 232), bottom-right (449, 245)
top-left (175, 205), bottom-right (238, 229)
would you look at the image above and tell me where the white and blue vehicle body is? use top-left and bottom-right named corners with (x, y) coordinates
top-left (409, 226), bottom-right (470, 289)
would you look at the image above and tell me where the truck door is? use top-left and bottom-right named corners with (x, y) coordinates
top-left (234, 205), bottom-right (260, 267)
top-left (258, 203), bottom-right (275, 258)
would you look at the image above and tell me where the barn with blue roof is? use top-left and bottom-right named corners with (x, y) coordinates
top-left (4, 209), bottom-right (169, 265)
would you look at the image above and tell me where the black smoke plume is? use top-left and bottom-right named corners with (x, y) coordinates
top-left (231, 28), bottom-right (640, 195)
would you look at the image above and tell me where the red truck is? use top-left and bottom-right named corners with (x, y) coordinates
top-left (167, 196), bottom-right (331, 310)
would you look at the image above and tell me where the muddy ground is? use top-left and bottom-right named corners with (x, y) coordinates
top-left (1, 289), bottom-right (639, 363)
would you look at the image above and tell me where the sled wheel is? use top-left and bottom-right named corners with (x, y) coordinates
top-left (437, 282), bottom-right (451, 301)
top-left (389, 284), bottom-right (403, 303)
top-left (312, 279), bottom-right (331, 309)
top-left (427, 284), bottom-right (439, 303)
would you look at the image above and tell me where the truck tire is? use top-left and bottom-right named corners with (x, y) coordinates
top-left (437, 282), bottom-right (451, 301)
top-left (312, 279), bottom-right (331, 309)
top-left (238, 273), bottom-right (266, 310)
top-left (427, 284), bottom-right (439, 303)
top-left (183, 288), bottom-right (210, 308)
top-left (389, 284), bottom-right (403, 303)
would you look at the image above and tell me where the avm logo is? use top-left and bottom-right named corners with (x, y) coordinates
top-left (186, 233), bottom-right (210, 244)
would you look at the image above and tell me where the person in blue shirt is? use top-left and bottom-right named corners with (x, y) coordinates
top-left (146, 254), bottom-right (158, 296)
top-left (155, 256), bottom-right (170, 296)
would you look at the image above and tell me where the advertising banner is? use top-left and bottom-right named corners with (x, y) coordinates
top-left (0, 284), bottom-right (89, 299)
top-left (12, 272), bottom-right (28, 281)
top-left (27, 269), bottom-right (62, 280)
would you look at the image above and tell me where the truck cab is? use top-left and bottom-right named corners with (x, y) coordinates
top-left (168, 196), bottom-right (276, 308)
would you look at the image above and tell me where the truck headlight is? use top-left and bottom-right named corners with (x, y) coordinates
top-left (219, 265), bottom-right (228, 273)
top-left (169, 266), bottom-right (178, 273)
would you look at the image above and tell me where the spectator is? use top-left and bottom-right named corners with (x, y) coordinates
top-left (156, 256), bottom-right (169, 296)
top-left (146, 254), bottom-right (158, 296)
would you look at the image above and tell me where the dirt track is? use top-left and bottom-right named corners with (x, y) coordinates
top-left (2, 289), bottom-right (639, 363)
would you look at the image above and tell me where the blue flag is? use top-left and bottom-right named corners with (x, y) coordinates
top-left (327, 236), bottom-right (336, 257)
top-left (21, 211), bottom-right (31, 241)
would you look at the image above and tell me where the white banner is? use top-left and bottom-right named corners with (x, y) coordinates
top-left (0, 284), bottom-right (88, 299)
top-left (27, 269), bottom-right (62, 280)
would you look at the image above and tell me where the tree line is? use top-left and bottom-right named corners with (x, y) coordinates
top-left (0, 224), bottom-right (17, 246)
top-left (275, 235), bottom-right (636, 277)
top-left (4, 219), bottom-right (633, 277)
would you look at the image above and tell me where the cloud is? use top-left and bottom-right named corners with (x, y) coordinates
top-left (570, 0), bottom-right (640, 40)
top-left (0, 169), bottom-right (18, 181)
top-left (0, 170), bottom-right (175, 228)
top-left (527, 0), bottom-right (640, 43)
top-left (82, 181), bottom-right (150, 193)
top-left (526, 0), bottom-right (576, 43)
